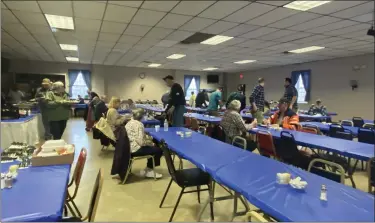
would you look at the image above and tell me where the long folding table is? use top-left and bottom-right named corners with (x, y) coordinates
top-left (300, 121), bottom-right (360, 136)
top-left (1, 161), bottom-right (71, 222)
top-left (145, 127), bottom-right (375, 222)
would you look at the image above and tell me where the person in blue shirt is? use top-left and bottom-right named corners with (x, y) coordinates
top-left (207, 88), bottom-right (223, 116)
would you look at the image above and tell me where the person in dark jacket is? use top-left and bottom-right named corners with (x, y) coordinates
top-left (195, 89), bottom-right (208, 108)
top-left (85, 92), bottom-right (99, 131)
top-left (35, 78), bottom-right (52, 140)
top-left (163, 75), bottom-right (186, 127)
top-left (226, 85), bottom-right (246, 111)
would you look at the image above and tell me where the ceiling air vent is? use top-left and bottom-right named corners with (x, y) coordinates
top-left (180, 32), bottom-right (215, 45)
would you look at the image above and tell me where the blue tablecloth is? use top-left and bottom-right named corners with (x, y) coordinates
top-left (145, 127), bottom-right (252, 176)
top-left (136, 104), bottom-right (165, 112)
top-left (184, 113), bottom-right (221, 124)
top-left (214, 154), bottom-right (375, 222)
top-left (1, 162), bottom-right (71, 222)
top-left (118, 109), bottom-right (132, 114)
top-left (71, 104), bottom-right (87, 109)
top-left (300, 122), bottom-right (360, 136)
top-left (185, 107), bottom-right (207, 113)
top-left (1, 114), bottom-right (36, 123)
top-left (249, 127), bottom-right (374, 161)
top-left (141, 118), bottom-right (160, 126)
top-left (364, 119), bottom-right (374, 124)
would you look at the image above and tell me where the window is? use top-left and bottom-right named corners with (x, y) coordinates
top-left (184, 75), bottom-right (200, 100)
top-left (71, 72), bottom-right (88, 99)
top-left (291, 70), bottom-right (311, 104)
top-left (185, 77), bottom-right (198, 100)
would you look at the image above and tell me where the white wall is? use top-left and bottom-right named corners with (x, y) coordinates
top-left (7, 60), bottom-right (222, 101)
top-left (227, 54), bottom-right (375, 120)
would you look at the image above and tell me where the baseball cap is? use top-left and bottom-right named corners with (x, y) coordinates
top-left (163, 75), bottom-right (174, 81)
top-left (42, 78), bottom-right (51, 85)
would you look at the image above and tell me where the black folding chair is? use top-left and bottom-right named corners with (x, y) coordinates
top-left (158, 140), bottom-right (214, 222)
top-left (358, 128), bottom-right (375, 170)
top-left (352, 117), bottom-right (365, 128)
top-left (363, 123), bottom-right (375, 130)
top-left (334, 130), bottom-right (353, 141)
top-left (328, 124), bottom-right (345, 138)
top-left (308, 159), bottom-right (345, 183)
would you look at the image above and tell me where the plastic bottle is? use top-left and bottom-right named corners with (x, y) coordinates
top-left (164, 119), bottom-right (168, 131)
top-left (320, 185), bottom-right (327, 201)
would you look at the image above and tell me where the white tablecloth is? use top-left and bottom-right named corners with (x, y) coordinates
top-left (1, 114), bottom-right (44, 149)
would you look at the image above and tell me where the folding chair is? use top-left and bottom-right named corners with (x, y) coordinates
top-left (198, 126), bottom-right (207, 135)
top-left (190, 118), bottom-right (199, 131)
top-left (363, 123), bottom-right (375, 130)
top-left (368, 158), bottom-right (375, 193)
top-left (245, 210), bottom-right (274, 222)
top-left (308, 158), bottom-right (345, 183)
top-left (62, 169), bottom-right (104, 222)
top-left (335, 130), bottom-right (353, 141)
top-left (303, 123), bottom-right (321, 135)
top-left (358, 128), bottom-right (375, 170)
top-left (299, 126), bottom-right (318, 134)
top-left (352, 117), bottom-right (364, 128)
top-left (328, 124), bottom-right (345, 137)
top-left (159, 140), bottom-right (213, 222)
top-left (232, 136), bottom-right (247, 150)
top-left (211, 125), bottom-right (226, 142)
top-left (256, 130), bottom-right (277, 158)
top-left (184, 116), bottom-right (192, 128)
top-left (341, 120), bottom-right (354, 127)
top-left (65, 148), bottom-right (87, 218)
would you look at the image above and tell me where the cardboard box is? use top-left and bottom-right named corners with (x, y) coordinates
top-left (32, 144), bottom-right (75, 166)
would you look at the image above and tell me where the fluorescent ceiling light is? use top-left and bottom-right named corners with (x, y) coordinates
top-left (283, 1), bottom-right (331, 11)
top-left (234, 60), bottom-right (257, 64)
top-left (166, 54), bottom-right (186, 59)
top-left (45, 14), bottom-right (74, 30)
top-left (288, 46), bottom-right (325, 53)
top-left (203, 67), bottom-right (218, 71)
top-left (66, 57), bottom-right (79, 62)
top-left (201, 35), bottom-right (233, 45)
top-left (148, 63), bottom-right (161, 67)
top-left (60, 44), bottom-right (78, 51)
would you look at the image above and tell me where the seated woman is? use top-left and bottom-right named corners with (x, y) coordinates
top-left (107, 97), bottom-right (132, 131)
top-left (264, 98), bottom-right (300, 130)
top-left (127, 99), bottom-right (136, 109)
top-left (125, 108), bottom-right (163, 178)
top-left (220, 100), bottom-right (257, 151)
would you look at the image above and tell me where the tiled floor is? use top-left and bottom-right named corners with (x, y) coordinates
top-left (63, 118), bottom-right (370, 222)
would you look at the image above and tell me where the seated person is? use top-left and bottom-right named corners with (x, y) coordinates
top-left (125, 108), bottom-right (163, 179)
top-left (127, 99), bottom-right (136, 109)
top-left (106, 97), bottom-right (132, 131)
top-left (226, 85), bottom-right (246, 111)
top-left (264, 98), bottom-right (300, 130)
top-left (77, 95), bottom-right (85, 104)
top-left (220, 100), bottom-right (257, 151)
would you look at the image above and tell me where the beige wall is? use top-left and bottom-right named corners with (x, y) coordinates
top-left (227, 54), bottom-right (374, 120)
top-left (7, 60), bottom-right (222, 101)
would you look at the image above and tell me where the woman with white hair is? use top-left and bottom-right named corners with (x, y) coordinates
top-left (125, 108), bottom-right (163, 179)
top-left (106, 97), bottom-right (132, 131)
top-left (45, 81), bottom-right (72, 139)
top-left (220, 100), bottom-right (257, 151)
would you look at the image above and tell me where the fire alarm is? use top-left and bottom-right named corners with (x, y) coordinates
top-left (240, 73), bottom-right (244, 79)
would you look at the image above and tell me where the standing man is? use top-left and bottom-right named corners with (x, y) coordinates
top-left (195, 90), bottom-right (208, 108)
top-left (163, 75), bottom-right (186, 127)
top-left (249, 78), bottom-right (265, 123)
top-left (283, 77), bottom-right (298, 113)
top-left (35, 78), bottom-right (53, 140)
top-left (226, 85), bottom-right (246, 111)
top-left (207, 87), bottom-right (223, 116)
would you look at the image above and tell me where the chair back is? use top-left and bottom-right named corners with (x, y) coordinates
top-left (341, 120), bottom-right (354, 127)
top-left (363, 123), bottom-right (375, 130)
top-left (308, 159), bottom-right (345, 183)
top-left (328, 124), bottom-right (345, 137)
top-left (190, 118), bottom-right (199, 131)
top-left (368, 158), bottom-right (375, 193)
top-left (276, 131), bottom-right (301, 165)
top-left (256, 130), bottom-right (277, 157)
top-left (232, 136), bottom-right (247, 150)
top-left (335, 130), bottom-right (353, 141)
top-left (352, 117), bottom-right (364, 128)
top-left (86, 168), bottom-right (104, 222)
top-left (303, 124), bottom-right (321, 134)
top-left (211, 125), bottom-right (226, 142)
top-left (358, 128), bottom-right (375, 145)
top-left (73, 148), bottom-right (87, 187)
top-left (184, 117), bottom-right (191, 128)
top-left (198, 126), bottom-right (207, 135)
top-left (159, 140), bottom-right (178, 183)
top-left (299, 127), bottom-right (318, 134)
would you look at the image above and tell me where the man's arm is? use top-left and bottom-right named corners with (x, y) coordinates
top-left (165, 85), bottom-right (176, 112)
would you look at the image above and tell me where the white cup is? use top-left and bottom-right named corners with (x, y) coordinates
top-left (155, 125), bottom-right (160, 132)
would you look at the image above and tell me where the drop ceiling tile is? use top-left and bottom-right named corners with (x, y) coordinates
top-left (98, 32), bottom-right (120, 42)
top-left (312, 37), bottom-right (343, 45)
top-left (131, 9), bottom-right (166, 26)
top-left (288, 16), bottom-right (341, 31)
top-left (257, 1), bottom-right (290, 6)
top-left (118, 35), bottom-right (142, 44)
top-left (100, 21), bottom-right (128, 34)
top-left (3, 1), bottom-right (40, 12)
top-left (179, 17), bottom-right (216, 32)
top-left (221, 24), bottom-right (260, 37)
top-left (75, 18), bottom-right (101, 31)
top-left (324, 23), bottom-right (370, 36)
top-left (75, 31), bottom-right (99, 41)
top-left (223, 3), bottom-right (276, 23)
top-left (137, 37), bottom-right (160, 46)
top-left (310, 1), bottom-right (367, 15)
top-left (2, 23), bottom-right (29, 34)
top-left (96, 41), bottom-right (116, 49)
top-left (141, 1), bottom-right (179, 12)
top-left (292, 35), bottom-right (330, 44)
top-left (1, 9), bottom-right (19, 24)
top-left (2, 2), bottom-right (7, 9)
top-left (331, 2), bottom-right (374, 19)
top-left (39, 1), bottom-right (73, 17)
top-left (123, 24), bottom-right (152, 37)
top-left (73, 1), bottom-right (106, 20)
top-left (104, 4), bottom-right (138, 23)
top-left (268, 12), bottom-right (320, 29)
top-left (13, 11), bottom-right (48, 26)
top-left (144, 27), bottom-right (174, 39)
top-left (308, 20), bottom-right (359, 34)
top-left (155, 40), bottom-right (178, 47)
top-left (235, 39), bottom-right (267, 48)
top-left (201, 21), bottom-right (239, 34)
top-left (108, 1), bottom-right (143, 8)
top-left (113, 43), bottom-right (133, 52)
top-left (171, 1), bottom-right (215, 16)
top-left (247, 7), bottom-right (298, 26)
top-left (274, 32), bottom-right (311, 43)
top-left (351, 13), bottom-right (373, 23)
top-left (132, 44), bottom-right (152, 52)
top-left (260, 30), bottom-right (297, 41)
top-left (165, 30), bottom-right (194, 41)
top-left (156, 13), bottom-right (192, 29)
top-left (198, 1), bottom-right (249, 20)
top-left (240, 27), bottom-right (278, 39)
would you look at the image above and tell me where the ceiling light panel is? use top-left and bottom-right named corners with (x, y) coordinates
top-left (45, 14), bottom-right (74, 30)
top-left (203, 67), bottom-right (218, 71)
top-left (234, 60), bottom-right (256, 64)
top-left (200, 35), bottom-right (233, 45)
top-left (288, 46), bottom-right (325, 53)
top-left (283, 1), bottom-right (331, 11)
top-left (60, 44), bottom-right (78, 51)
top-left (148, 63), bottom-right (161, 67)
top-left (167, 54), bottom-right (186, 59)
top-left (66, 57), bottom-right (79, 61)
